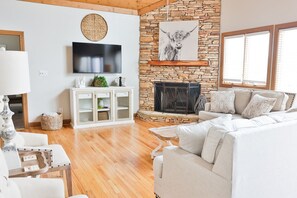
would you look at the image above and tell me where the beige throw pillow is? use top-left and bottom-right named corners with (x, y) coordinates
top-left (210, 91), bottom-right (235, 114)
top-left (242, 94), bottom-right (277, 119)
top-left (252, 91), bottom-right (288, 111)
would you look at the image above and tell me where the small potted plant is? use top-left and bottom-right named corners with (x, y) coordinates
top-left (92, 76), bottom-right (108, 87)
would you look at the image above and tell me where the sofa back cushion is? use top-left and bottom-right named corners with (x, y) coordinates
top-left (252, 90), bottom-right (288, 111)
top-left (286, 92), bottom-right (296, 110)
top-left (233, 89), bottom-right (252, 114)
top-left (176, 115), bottom-right (232, 155)
top-left (210, 91), bottom-right (235, 114)
top-left (201, 119), bottom-right (257, 164)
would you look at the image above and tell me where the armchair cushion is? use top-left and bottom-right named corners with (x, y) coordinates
top-left (0, 178), bottom-right (21, 198)
top-left (12, 132), bottom-right (48, 148)
top-left (12, 178), bottom-right (65, 198)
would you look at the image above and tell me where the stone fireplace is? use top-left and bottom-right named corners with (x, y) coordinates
top-left (138, 0), bottom-right (221, 123)
top-left (154, 82), bottom-right (200, 114)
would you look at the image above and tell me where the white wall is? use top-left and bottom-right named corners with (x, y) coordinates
top-left (0, 0), bottom-right (140, 122)
top-left (221, 0), bottom-right (297, 32)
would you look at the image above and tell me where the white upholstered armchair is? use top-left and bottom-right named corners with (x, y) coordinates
top-left (0, 149), bottom-right (87, 198)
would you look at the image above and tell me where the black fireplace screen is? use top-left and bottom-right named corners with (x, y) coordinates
top-left (154, 82), bottom-right (200, 114)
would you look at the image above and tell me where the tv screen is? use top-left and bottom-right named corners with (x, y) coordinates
top-left (72, 42), bottom-right (122, 74)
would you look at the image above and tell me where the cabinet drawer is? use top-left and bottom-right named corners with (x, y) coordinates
top-left (96, 93), bottom-right (110, 98)
top-left (78, 93), bottom-right (92, 99)
top-left (116, 92), bottom-right (129, 97)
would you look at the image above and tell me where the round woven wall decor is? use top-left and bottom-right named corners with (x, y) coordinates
top-left (81, 14), bottom-right (108, 41)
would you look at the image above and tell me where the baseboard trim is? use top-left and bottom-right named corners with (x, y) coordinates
top-left (29, 119), bottom-right (71, 128)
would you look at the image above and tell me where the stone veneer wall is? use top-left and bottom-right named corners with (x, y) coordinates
top-left (139, 0), bottom-right (221, 111)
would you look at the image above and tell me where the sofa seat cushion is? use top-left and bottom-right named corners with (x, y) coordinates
top-left (252, 90), bottom-right (288, 111)
top-left (210, 91), bottom-right (236, 114)
top-left (242, 94), bottom-right (277, 119)
top-left (199, 111), bottom-right (243, 121)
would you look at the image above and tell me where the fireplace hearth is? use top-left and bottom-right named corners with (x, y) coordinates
top-left (154, 82), bottom-right (200, 114)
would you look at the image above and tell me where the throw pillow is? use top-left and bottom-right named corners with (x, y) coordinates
top-left (210, 91), bottom-right (235, 114)
top-left (242, 94), bottom-right (277, 119)
top-left (252, 91), bottom-right (288, 111)
top-left (176, 114), bottom-right (232, 155)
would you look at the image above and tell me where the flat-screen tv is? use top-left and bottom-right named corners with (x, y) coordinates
top-left (73, 42), bottom-right (122, 74)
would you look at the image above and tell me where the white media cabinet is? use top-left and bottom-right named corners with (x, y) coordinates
top-left (70, 87), bottom-right (134, 129)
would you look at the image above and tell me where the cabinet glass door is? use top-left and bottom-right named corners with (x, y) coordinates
top-left (95, 91), bottom-right (112, 122)
top-left (77, 92), bottom-right (94, 124)
top-left (115, 91), bottom-right (131, 120)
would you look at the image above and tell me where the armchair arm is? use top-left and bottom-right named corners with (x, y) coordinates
top-left (18, 132), bottom-right (48, 146)
top-left (12, 178), bottom-right (64, 198)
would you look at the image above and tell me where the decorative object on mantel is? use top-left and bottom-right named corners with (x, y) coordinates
top-left (92, 76), bottom-right (108, 87)
top-left (159, 20), bottom-right (199, 61)
top-left (148, 60), bottom-right (209, 67)
top-left (81, 13), bottom-right (108, 41)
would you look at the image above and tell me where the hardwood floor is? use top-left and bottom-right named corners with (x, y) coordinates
top-left (24, 118), bottom-right (172, 198)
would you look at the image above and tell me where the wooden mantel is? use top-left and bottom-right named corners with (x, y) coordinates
top-left (148, 60), bottom-right (209, 67)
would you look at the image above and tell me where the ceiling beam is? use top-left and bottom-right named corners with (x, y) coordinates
top-left (22, 0), bottom-right (138, 15)
top-left (138, 0), bottom-right (177, 16)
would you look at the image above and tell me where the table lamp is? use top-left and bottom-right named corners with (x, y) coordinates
top-left (0, 50), bottom-right (31, 169)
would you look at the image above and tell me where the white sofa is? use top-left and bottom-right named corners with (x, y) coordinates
top-left (199, 89), bottom-right (296, 122)
top-left (153, 114), bottom-right (297, 198)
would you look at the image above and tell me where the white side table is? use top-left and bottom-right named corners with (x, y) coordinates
top-left (149, 125), bottom-right (178, 159)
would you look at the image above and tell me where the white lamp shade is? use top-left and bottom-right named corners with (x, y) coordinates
top-left (0, 51), bottom-right (31, 95)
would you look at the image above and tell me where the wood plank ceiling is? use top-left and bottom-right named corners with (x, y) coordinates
top-left (22, 0), bottom-right (178, 15)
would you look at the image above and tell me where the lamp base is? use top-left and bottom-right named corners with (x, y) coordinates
top-left (0, 95), bottom-right (21, 169)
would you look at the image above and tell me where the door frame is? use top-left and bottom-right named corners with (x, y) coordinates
top-left (0, 30), bottom-right (29, 129)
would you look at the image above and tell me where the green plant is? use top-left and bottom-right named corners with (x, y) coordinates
top-left (92, 76), bottom-right (108, 87)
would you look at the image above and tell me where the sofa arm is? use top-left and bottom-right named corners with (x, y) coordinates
top-left (12, 178), bottom-right (64, 198)
top-left (205, 102), bottom-right (211, 112)
top-left (212, 134), bottom-right (234, 181)
top-left (18, 132), bottom-right (48, 146)
top-left (161, 146), bottom-right (231, 198)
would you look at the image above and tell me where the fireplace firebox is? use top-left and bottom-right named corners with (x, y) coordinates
top-left (154, 82), bottom-right (200, 114)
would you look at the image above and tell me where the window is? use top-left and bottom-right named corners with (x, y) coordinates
top-left (220, 26), bottom-right (273, 89)
top-left (273, 22), bottom-right (297, 93)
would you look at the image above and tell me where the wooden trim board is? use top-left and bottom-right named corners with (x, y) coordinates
top-left (22, 0), bottom-right (138, 15)
top-left (138, 0), bottom-right (177, 15)
top-left (148, 60), bottom-right (209, 66)
top-left (29, 119), bottom-right (71, 128)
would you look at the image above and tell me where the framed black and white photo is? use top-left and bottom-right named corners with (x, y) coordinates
top-left (159, 20), bottom-right (199, 61)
